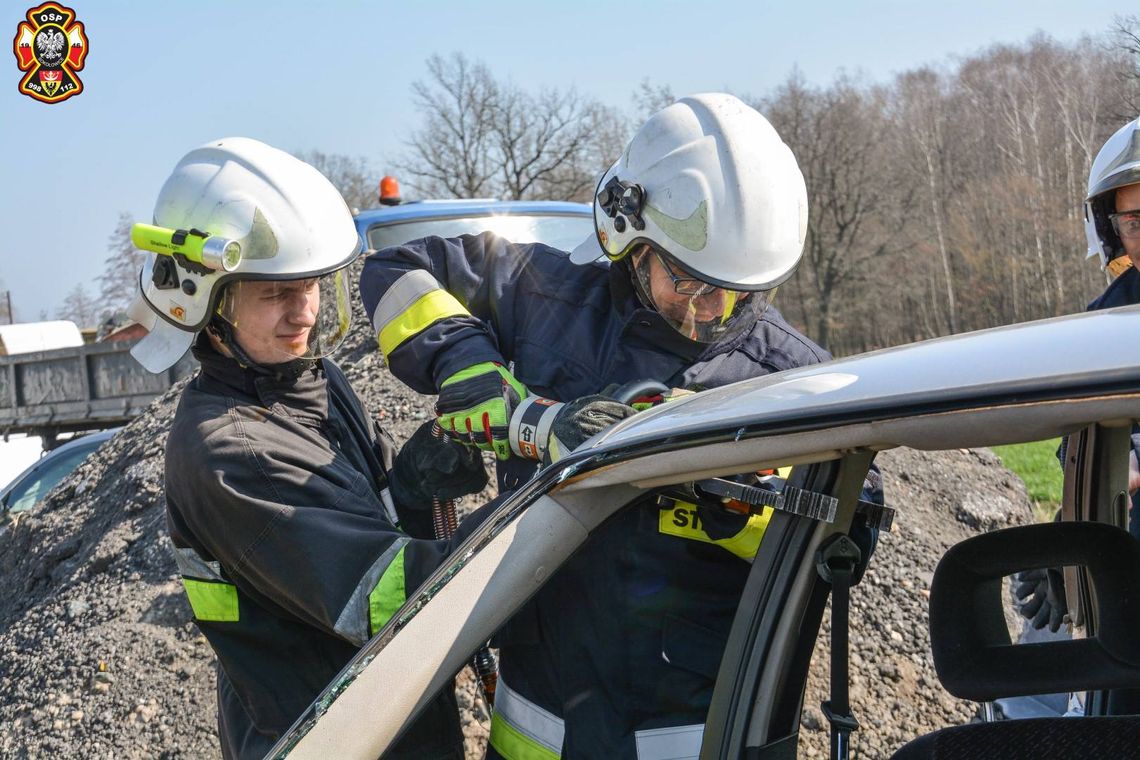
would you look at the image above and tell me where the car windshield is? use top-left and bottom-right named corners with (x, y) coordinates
top-left (366, 213), bottom-right (593, 253)
top-left (5, 441), bottom-right (100, 514)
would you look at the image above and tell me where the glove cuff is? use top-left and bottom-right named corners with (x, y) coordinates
top-left (510, 396), bottom-right (565, 460)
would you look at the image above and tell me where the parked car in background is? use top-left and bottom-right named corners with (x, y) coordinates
top-left (0, 428), bottom-right (120, 523)
top-left (353, 198), bottom-right (593, 256)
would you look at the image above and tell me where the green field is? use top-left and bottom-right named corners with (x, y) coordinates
top-left (991, 438), bottom-right (1063, 521)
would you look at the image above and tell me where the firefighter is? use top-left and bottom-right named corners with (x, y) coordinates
top-left (360, 94), bottom-right (882, 759)
top-left (1084, 115), bottom-right (1140, 509)
top-left (1015, 116), bottom-right (1140, 642)
top-left (129, 138), bottom-right (490, 759)
top-left (1085, 115), bottom-right (1140, 295)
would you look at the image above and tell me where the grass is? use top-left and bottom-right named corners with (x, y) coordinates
top-left (991, 438), bottom-right (1064, 522)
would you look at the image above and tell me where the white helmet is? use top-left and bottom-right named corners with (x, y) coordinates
top-left (129, 138), bottom-right (361, 372)
top-left (1085, 116), bottom-right (1140, 277)
top-left (569, 93), bottom-right (807, 342)
top-left (570, 93), bottom-right (807, 286)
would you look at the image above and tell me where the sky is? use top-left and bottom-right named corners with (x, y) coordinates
top-left (0, 0), bottom-right (1132, 321)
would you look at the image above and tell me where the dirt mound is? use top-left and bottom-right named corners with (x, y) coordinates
top-left (0, 297), bottom-right (1036, 758)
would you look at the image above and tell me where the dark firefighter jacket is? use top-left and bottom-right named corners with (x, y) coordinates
top-left (359, 232), bottom-right (882, 760)
top-left (165, 337), bottom-right (488, 760)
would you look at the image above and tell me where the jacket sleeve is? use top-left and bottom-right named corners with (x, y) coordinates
top-left (171, 421), bottom-right (496, 647)
top-left (358, 232), bottom-right (537, 393)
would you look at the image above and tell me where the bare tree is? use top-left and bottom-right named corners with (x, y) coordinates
top-left (399, 53), bottom-right (619, 201)
top-left (57, 283), bottom-right (101, 328)
top-left (496, 86), bottom-right (604, 200)
top-left (399, 53), bottom-right (499, 198)
top-left (537, 102), bottom-right (628, 202)
top-left (892, 67), bottom-right (959, 334)
top-left (0, 277), bottom-right (11, 324)
top-left (633, 79), bottom-right (676, 121)
top-left (295, 150), bottom-right (377, 211)
top-left (1110, 15), bottom-right (1140, 116)
top-left (97, 212), bottom-right (145, 323)
top-left (764, 73), bottom-right (912, 352)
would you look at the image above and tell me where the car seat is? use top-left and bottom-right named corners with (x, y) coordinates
top-left (891, 522), bottom-right (1140, 759)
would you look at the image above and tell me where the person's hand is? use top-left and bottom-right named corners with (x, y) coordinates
top-left (389, 420), bottom-right (489, 509)
top-left (436, 362), bottom-right (526, 460)
top-left (1129, 450), bottom-right (1139, 495)
top-left (1014, 567), bottom-right (1068, 633)
top-left (545, 395), bottom-right (638, 465)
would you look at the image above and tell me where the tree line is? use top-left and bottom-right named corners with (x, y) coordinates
top-left (52, 18), bottom-right (1140, 356)
top-left (771, 22), bottom-right (1140, 354)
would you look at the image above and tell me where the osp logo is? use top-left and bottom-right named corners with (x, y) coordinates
top-left (12, 3), bottom-right (88, 104)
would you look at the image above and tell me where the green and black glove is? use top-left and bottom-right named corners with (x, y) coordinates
top-left (436, 362), bottom-right (527, 460)
top-left (389, 420), bottom-right (489, 509)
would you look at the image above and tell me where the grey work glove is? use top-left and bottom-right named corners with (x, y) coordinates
top-left (389, 420), bottom-right (489, 509)
top-left (544, 395), bottom-right (638, 465)
top-left (1014, 567), bottom-right (1068, 633)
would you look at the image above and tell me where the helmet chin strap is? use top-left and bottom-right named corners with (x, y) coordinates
top-left (618, 256), bottom-right (666, 317)
top-left (206, 317), bottom-right (315, 378)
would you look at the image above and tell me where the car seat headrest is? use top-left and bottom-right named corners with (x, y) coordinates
top-left (930, 521), bottom-right (1140, 701)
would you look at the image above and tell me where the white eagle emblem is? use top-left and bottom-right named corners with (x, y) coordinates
top-left (36, 28), bottom-right (66, 59)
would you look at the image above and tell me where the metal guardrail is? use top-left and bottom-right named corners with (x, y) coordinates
top-left (0, 339), bottom-right (195, 447)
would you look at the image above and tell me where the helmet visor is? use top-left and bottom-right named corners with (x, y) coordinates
top-left (214, 268), bottom-right (353, 365)
top-left (631, 249), bottom-right (772, 343)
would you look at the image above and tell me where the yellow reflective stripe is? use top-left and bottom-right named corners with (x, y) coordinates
top-left (657, 501), bottom-right (772, 560)
top-left (182, 579), bottom-right (239, 622)
top-left (377, 289), bottom-right (468, 356)
top-left (490, 712), bottom-right (561, 760)
top-left (777, 466), bottom-right (793, 479)
top-left (368, 545), bottom-right (406, 635)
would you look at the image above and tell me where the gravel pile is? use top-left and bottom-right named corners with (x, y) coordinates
top-left (0, 288), bottom-right (1037, 759)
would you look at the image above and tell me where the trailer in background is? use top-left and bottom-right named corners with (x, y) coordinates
top-left (0, 338), bottom-right (194, 449)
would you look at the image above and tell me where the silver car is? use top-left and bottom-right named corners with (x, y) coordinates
top-left (272, 305), bottom-right (1140, 759)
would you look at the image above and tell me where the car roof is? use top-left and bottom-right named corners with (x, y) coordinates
top-left (566, 305), bottom-right (1140, 491)
top-left (353, 199), bottom-right (591, 227)
top-left (50, 427), bottom-right (121, 455)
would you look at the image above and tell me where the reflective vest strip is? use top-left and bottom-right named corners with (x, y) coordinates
top-left (374, 271), bottom-right (469, 356)
top-left (335, 537), bottom-right (409, 646)
top-left (182, 578), bottom-right (239, 622)
top-left (379, 486), bottom-right (398, 526)
top-left (634, 723), bottom-right (705, 760)
top-left (172, 546), bottom-right (224, 581)
top-left (368, 545), bottom-right (407, 636)
top-left (489, 677), bottom-right (564, 760)
top-left (370, 270), bottom-right (442, 334)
